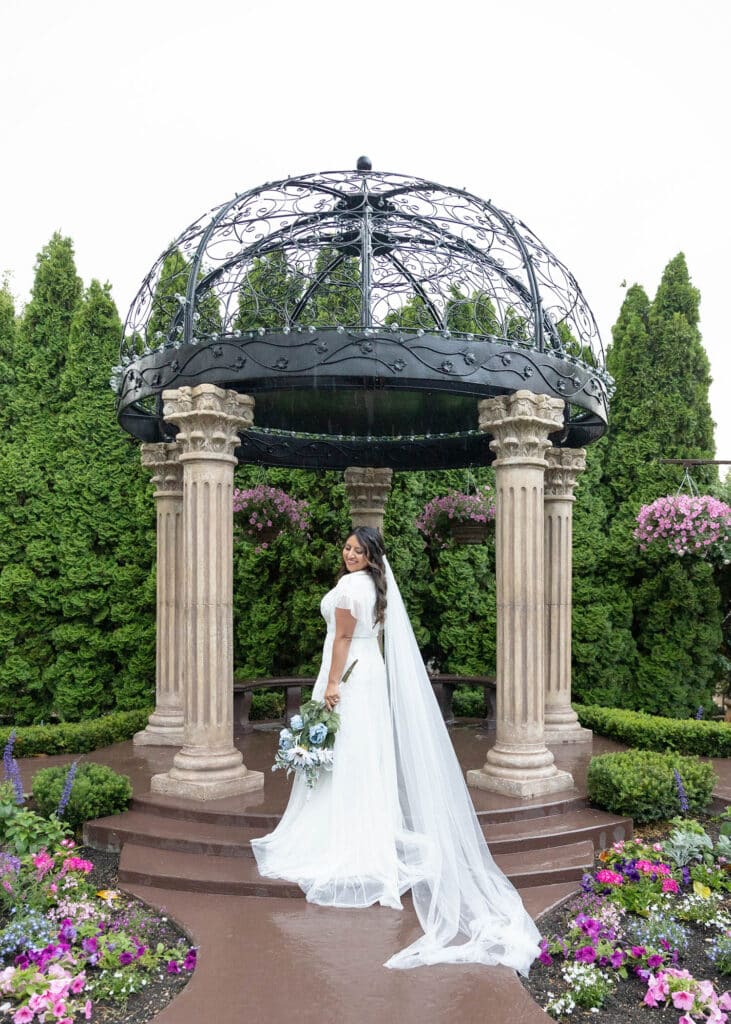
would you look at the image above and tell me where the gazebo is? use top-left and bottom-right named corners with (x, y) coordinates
top-left (116, 159), bottom-right (612, 801)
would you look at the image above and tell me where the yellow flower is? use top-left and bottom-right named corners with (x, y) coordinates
top-left (692, 880), bottom-right (711, 899)
top-left (96, 889), bottom-right (121, 901)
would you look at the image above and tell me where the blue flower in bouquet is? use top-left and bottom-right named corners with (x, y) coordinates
top-left (290, 714), bottom-right (304, 731)
top-left (279, 728), bottom-right (294, 750)
top-left (309, 723), bottom-right (328, 746)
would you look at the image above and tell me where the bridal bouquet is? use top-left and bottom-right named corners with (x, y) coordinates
top-left (272, 661), bottom-right (358, 789)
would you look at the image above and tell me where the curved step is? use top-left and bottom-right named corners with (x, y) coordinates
top-left (116, 834), bottom-right (594, 896)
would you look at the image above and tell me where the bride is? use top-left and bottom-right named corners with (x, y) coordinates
top-left (251, 527), bottom-right (541, 973)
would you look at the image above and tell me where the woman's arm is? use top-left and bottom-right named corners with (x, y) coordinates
top-left (324, 606), bottom-right (356, 710)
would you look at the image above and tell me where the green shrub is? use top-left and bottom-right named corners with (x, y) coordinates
top-left (576, 703), bottom-right (731, 757)
top-left (0, 709), bottom-right (151, 757)
top-left (250, 690), bottom-right (285, 721)
top-left (452, 686), bottom-right (486, 717)
top-left (32, 762), bottom-right (132, 830)
top-left (587, 749), bottom-right (717, 824)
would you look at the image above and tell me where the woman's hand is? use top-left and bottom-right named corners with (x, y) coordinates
top-left (324, 682), bottom-right (341, 711)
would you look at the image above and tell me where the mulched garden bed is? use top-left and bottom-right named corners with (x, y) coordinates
top-left (521, 814), bottom-right (731, 1024)
top-left (0, 846), bottom-right (194, 1024)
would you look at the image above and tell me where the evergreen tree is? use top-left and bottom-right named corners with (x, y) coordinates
top-left (47, 280), bottom-right (156, 719)
top-left (573, 255), bottom-right (721, 715)
top-left (0, 235), bottom-right (83, 721)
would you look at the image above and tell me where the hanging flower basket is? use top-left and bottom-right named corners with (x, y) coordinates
top-left (416, 487), bottom-right (495, 548)
top-left (634, 494), bottom-right (731, 561)
top-left (233, 485), bottom-right (310, 553)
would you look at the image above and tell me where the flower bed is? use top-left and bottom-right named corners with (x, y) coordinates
top-left (524, 815), bottom-right (731, 1023)
top-left (0, 841), bottom-right (195, 1023)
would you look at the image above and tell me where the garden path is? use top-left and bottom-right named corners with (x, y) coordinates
top-left (16, 727), bottom-right (731, 1024)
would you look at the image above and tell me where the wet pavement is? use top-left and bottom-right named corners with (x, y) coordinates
top-left (15, 725), bottom-right (731, 1024)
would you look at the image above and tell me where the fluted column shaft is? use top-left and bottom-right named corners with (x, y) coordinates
top-left (467, 390), bottom-right (574, 798)
top-left (544, 447), bottom-right (591, 743)
top-left (151, 384), bottom-right (263, 800)
top-left (134, 443), bottom-right (185, 747)
top-left (343, 467), bottom-right (393, 533)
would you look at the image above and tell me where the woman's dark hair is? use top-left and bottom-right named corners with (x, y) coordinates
top-left (338, 526), bottom-right (388, 625)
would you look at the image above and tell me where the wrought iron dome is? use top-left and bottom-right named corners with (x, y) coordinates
top-left (115, 160), bottom-right (613, 470)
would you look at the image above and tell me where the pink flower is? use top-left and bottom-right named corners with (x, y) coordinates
top-left (84, 1000), bottom-right (93, 1020)
top-left (12, 1008), bottom-right (34, 1024)
top-left (661, 877), bottom-right (679, 893)
top-left (70, 973), bottom-right (86, 994)
top-left (595, 869), bottom-right (623, 885)
top-left (672, 990), bottom-right (696, 1011)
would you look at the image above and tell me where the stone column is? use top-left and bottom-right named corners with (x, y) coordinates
top-left (343, 467), bottom-right (393, 533)
top-left (544, 447), bottom-right (592, 743)
top-left (466, 390), bottom-right (574, 798)
top-left (151, 384), bottom-right (264, 800)
top-left (134, 443), bottom-right (185, 747)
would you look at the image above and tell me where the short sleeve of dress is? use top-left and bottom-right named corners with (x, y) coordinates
top-left (333, 573), bottom-right (374, 628)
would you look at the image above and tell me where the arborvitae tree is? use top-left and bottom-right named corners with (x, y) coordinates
top-left (47, 280), bottom-right (156, 719)
top-left (577, 255), bottom-right (721, 715)
top-left (0, 236), bottom-right (83, 721)
top-left (0, 280), bottom-right (18, 435)
top-left (235, 251), bottom-right (303, 331)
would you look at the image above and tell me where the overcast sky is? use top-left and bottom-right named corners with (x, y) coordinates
top-left (2, 0), bottom-right (729, 476)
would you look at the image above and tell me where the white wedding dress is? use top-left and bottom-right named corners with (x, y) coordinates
top-left (251, 566), bottom-right (541, 973)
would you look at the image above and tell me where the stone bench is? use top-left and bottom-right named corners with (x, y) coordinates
top-left (233, 674), bottom-right (496, 735)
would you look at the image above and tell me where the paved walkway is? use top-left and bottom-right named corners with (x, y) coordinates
top-left (15, 727), bottom-right (731, 1024)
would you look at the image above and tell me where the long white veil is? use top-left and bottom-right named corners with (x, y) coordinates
top-left (382, 557), bottom-right (541, 973)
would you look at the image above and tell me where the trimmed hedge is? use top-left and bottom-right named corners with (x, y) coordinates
top-left (32, 762), bottom-right (133, 831)
top-left (587, 749), bottom-right (717, 824)
top-left (575, 703), bottom-right (731, 757)
top-left (0, 709), bottom-right (152, 757)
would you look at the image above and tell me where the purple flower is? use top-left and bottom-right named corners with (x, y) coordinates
top-left (695, 706), bottom-right (704, 720)
top-left (575, 945), bottom-right (597, 963)
top-left (167, 960), bottom-right (181, 974)
top-left (2, 730), bottom-right (25, 805)
top-left (119, 951), bottom-right (134, 965)
top-left (674, 769), bottom-right (689, 814)
top-left (56, 760), bottom-right (79, 817)
top-left (610, 949), bottom-right (625, 968)
top-left (647, 954), bottom-right (664, 968)
top-left (183, 948), bottom-right (198, 971)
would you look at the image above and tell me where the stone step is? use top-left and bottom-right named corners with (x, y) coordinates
top-left (129, 789), bottom-right (591, 829)
top-left (130, 792), bottom-right (282, 829)
top-left (89, 803), bottom-right (627, 864)
top-left (119, 843), bottom-right (303, 898)
top-left (484, 808), bottom-right (632, 854)
top-left (84, 810), bottom-right (267, 858)
top-left (116, 835), bottom-right (594, 897)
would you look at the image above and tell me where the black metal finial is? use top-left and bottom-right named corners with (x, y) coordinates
top-left (356, 155), bottom-right (372, 171)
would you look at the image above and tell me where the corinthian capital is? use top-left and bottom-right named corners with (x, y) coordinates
top-left (162, 384), bottom-right (255, 458)
top-left (544, 448), bottom-right (587, 499)
top-left (140, 442), bottom-right (183, 495)
top-left (478, 390), bottom-right (564, 465)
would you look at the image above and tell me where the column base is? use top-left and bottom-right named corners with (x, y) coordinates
top-left (544, 724), bottom-right (593, 744)
top-left (133, 709), bottom-right (185, 747)
top-left (133, 726), bottom-right (185, 747)
top-left (466, 764), bottom-right (575, 799)
top-left (151, 743), bottom-right (264, 800)
top-left (151, 766), bottom-right (264, 801)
